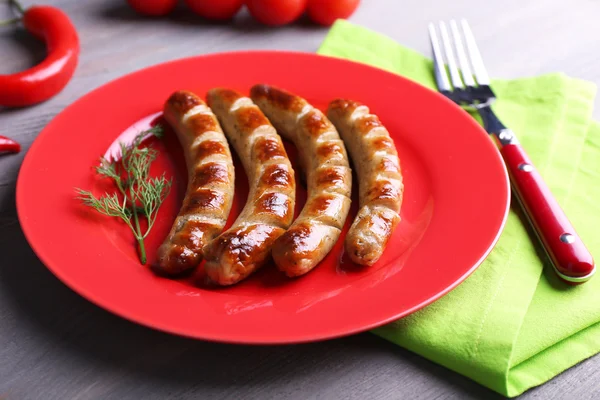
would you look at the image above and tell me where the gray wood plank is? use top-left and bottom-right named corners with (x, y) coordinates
top-left (2, 0), bottom-right (600, 399)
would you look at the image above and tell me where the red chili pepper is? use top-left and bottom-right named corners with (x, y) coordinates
top-left (0, 0), bottom-right (79, 107)
top-left (0, 135), bottom-right (21, 154)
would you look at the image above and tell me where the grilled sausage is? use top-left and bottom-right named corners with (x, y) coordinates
top-left (327, 99), bottom-right (403, 266)
top-left (153, 90), bottom-right (235, 275)
top-left (250, 84), bottom-right (352, 277)
top-left (203, 88), bottom-right (296, 285)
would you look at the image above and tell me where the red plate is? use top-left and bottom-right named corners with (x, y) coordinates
top-left (16, 51), bottom-right (509, 344)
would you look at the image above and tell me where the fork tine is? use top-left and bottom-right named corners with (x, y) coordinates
top-left (438, 21), bottom-right (464, 90)
top-left (449, 20), bottom-right (475, 87)
top-left (428, 23), bottom-right (452, 92)
top-left (460, 19), bottom-right (490, 86)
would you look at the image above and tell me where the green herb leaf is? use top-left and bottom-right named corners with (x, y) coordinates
top-left (75, 189), bottom-right (132, 224)
top-left (75, 124), bottom-right (171, 265)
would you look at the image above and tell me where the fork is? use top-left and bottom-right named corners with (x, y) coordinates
top-left (428, 19), bottom-right (595, 284)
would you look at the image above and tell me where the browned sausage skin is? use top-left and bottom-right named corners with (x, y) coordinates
top-left (327, 99), bottom-right (403, 266)
top-left (153, 90), bottom-right (235, 275)
top-left (251, 84), bottom-right (352, 277)
top-left (203, 88), bottom-right (296, 285)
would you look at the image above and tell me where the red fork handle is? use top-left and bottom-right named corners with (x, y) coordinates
top-left (500, 141), bottom-right (595, 284)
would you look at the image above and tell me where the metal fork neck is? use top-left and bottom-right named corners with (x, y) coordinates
top-left (477, 105), bottom-right (505, 132)
top-left (477, 105), bottom-right (518, 146)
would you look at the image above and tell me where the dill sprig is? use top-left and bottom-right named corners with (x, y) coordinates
top-left (76, 125), bottom-right (172, 264)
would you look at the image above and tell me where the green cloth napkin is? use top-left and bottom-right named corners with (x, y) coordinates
top-left (317, 20), bottom-right (600, 398)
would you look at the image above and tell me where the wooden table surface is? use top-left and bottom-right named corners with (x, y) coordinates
top-left (2, 0), bottom-right (600, 398)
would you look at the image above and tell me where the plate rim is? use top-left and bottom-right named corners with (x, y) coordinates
top-left (15, 49), bottom-right (511, 344)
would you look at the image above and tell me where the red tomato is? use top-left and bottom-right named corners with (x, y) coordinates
top-left (307, 0), bottom-right (360, 26)
top-left (246, 0), bottom-right (308, 26)
top-left (184, 0), bottom-right (245, 20)
top-left (126, 0), bottom-right (177, 16)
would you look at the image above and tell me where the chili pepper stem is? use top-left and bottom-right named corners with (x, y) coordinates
top-left (0, 0), bottom-right (80, 107)
top-left (7, 0), bottom-right (25, 15)
top-left (0, 17), bottom-right (19, 26)
top-left (0, 0), bottom-right (25, 24)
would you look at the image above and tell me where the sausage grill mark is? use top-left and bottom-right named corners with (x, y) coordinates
top-left (202, 88), bottom-right (296, 285)
top-left (327, 98), bottom-right (403, 266)
top-left (251, 84), bottom-right (353, 277)
top-left (153, 90), bottom-right (235, 276)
